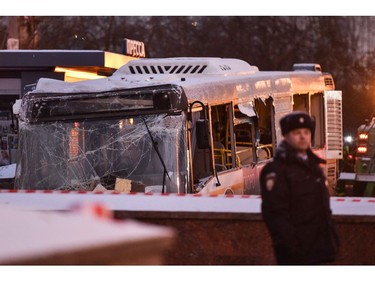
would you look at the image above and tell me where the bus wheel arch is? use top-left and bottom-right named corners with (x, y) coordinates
top-left (224, 188), bottom-right (234, 195)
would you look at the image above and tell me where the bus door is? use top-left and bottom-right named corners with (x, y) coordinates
top-left (189, 101), bottom-right (241, 194)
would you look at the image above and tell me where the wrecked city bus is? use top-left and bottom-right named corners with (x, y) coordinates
top-left (14, 58), bottom-right (343, 195)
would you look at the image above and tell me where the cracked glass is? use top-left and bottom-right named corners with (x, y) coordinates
top-left (15, 95), bottom-right (187, 193)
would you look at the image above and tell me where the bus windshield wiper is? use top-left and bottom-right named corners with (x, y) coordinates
top-left (142, 117), bottom-right (171, 193)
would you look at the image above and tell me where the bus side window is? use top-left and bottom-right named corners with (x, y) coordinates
top-left (234, 104), bottom-right (255, 166)
top-left (254, 98), bottom-right (274, 160)
top-left (293, 92), bottom-right (325, 149)
top-left (211, 104), bottom-right (231, 171)
top-left (310, 92), bottom-right (324, 148)
top-left (191, 111), bottom-right (213, 182)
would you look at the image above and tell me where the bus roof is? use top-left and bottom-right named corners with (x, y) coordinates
top-left (31, 57), bottom-right (334, 104)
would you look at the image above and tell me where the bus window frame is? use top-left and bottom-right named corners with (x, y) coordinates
top-left (253, 97), bottom-right (275, 162)
top-left (293, 92), bottom-right (325, 149)
top-left (234, 102), bottom-right (257, 167)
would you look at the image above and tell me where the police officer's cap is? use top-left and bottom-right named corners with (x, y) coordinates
top-left (280, 111), bottom-right (315, 136)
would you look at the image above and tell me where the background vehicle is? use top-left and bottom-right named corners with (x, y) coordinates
top-left (337, 116), bottom-right (375, 196)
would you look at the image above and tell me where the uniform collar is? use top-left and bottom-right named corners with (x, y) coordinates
top-left (274, 140), bottom-right (326, 165)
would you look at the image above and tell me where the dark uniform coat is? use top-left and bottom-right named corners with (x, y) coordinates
top-left (260, 140), bottom-right (339, 265)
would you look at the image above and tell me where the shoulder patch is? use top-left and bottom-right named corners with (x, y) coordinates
top-left (264, 172), bottom-right (277, 191)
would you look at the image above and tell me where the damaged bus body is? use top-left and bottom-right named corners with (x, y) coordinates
top-left (14, 58), bottom-right (343, 195)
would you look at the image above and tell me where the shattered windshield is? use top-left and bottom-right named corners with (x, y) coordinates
top-left (15, 113), bottom-right (187, 193)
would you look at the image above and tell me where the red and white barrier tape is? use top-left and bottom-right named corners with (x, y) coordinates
top-left (0, 189), bottom-right (374, 215)
top-left (0, 189), bottom-right (261, 198)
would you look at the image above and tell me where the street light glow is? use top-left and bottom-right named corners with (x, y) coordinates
top-left (345, 135), bottom-right (353, 143)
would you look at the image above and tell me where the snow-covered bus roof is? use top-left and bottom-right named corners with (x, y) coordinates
top-left (30, 57), bottom-right (334, 104)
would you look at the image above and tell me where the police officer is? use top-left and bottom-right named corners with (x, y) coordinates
top-left (260, 111), bottom-right (339, 265)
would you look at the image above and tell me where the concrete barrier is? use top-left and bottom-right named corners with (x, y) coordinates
top-left (114, 211), bottom-right (375, 265)
top-left (1, 190), bottom-right (375, 265)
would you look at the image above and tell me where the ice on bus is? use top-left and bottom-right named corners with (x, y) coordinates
top-left (13, 57), bottom-right (343, 196)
